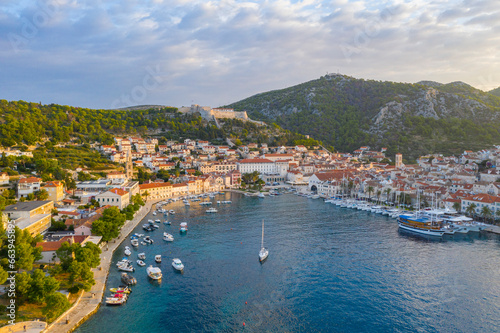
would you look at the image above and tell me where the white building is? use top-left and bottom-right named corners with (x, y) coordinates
top-left (95, 188), bottom-right (130, 210)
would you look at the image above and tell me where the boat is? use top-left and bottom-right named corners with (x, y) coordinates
top-left (131, 239), bottom-right (139, 247)
top-left (169, 210), bottom-right (175, 214)
top-left (164, 220), bottom-right (171, 225)
top-left (110, 285), bottom-right (132, 293)
top-left (206, 207), bottom-right (218, 213)
top-left (397, 214), bottom-right (445, 237)
top-left (147, 265), bottom-right (162, 280)
top-left (172, 258), bottom-right (184, 271)
top-left (144, 236), bottom-right (154, 244)
top-left (117, 262), bottom-right (135, 272)
top-left (259, 219), bottom-right (269, 262)
top-left (258, 192), bottom-right (265, 198)
top-left (180, 222), bottom-right (188, 233)
top-left (124, 246), bottom-right (131, 256)
top-left (163, 232), bottom-right (174, 242)
top-left (153, 212), bottom-right (157, 216)
top-left (155, 219), bottom-right (161, 223)
top-left (155, 255), bottom-right (162, 263)
top-left (138, 253), bottom-right (146, 260)
top-left (137, 260), bottom-right (146, 266)
top-left (105, 293), bottom-right (127, 306)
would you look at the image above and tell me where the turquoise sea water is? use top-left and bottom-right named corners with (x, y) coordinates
top-left (76, 192), bottom-right (500, 333)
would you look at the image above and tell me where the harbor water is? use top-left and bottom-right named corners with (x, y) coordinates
top-left (76, 192), bottom-right (500, 332)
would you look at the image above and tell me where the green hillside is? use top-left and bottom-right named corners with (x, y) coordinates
top-left (489, 87), bottom-right (500, 97)
top-left (0, 100), bottom-right (315, 149)
top-left (227, 74), bottom-right (500, 160)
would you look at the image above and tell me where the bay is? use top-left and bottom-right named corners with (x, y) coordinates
top-left (76, 192), bottom-right (500, 333)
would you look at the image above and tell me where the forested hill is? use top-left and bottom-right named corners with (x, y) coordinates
top-left (227, 74), bottom-right (500, 161)
top-left (0, 100), bottom-right (317, 148)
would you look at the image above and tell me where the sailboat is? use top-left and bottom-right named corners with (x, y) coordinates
top-left (259, 220), bottom-right (269, 262)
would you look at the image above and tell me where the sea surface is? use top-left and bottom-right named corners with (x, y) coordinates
top-left (76, 192), bottom-right (500, 333)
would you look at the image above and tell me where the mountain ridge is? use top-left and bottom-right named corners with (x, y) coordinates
top-left (227, 74), bottom-right (500, 160)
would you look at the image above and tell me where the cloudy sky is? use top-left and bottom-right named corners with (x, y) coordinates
top-left (1, 0), bottom-right (499, 109)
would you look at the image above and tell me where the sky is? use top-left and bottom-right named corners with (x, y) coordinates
top-left (0, 0), bottom-right (499, 109)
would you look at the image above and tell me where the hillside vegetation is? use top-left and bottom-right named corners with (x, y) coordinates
top-left (0, 100), bottom-right (316, 149)
top-left (227, 74), bottom-right (500, 160)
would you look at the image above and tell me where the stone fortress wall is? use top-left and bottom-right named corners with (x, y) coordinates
top-left (178, 105), bottom-right (265, 126)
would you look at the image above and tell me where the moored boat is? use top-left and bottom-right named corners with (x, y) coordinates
top-left (155, 255), bottom-right (162, 263)
top-left (397, 214), bottom-right (445, 237)
top-left (147, 265), bottom-right (162, 280)
top-left (172, 258), bottom-right (184, 271)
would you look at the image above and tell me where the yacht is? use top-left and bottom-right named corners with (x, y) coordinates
top-left (131, 239), bottom-right (139, 247)
top-left (138, 253), bottom-right (146, 260)
top-left (124, 247), bottom-right (132, 256)
top-left (163, 233), bottom-right (174, 242)
top-left (172, 258), bottom-right (184, 271)
top-left (397, 214), bottom-right (445, 237)
top-left (117, 262), bottom-right (135, 272)
top-left (144, 236), bottom-right (154, 244)
top-left (180, 222), bottom-right (188, 233)
top-left (258, 192), bottom-right (265, 198)
top-left (155, 255), bottom-right (162, 263)
top-left (147, 265), bottom-right (162, 280)
top-left (206, 207), bottom-right (218, 213)
top-left (137, 260), bottom-right (146, 267)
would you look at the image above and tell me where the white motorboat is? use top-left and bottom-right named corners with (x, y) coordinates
top-left (124, 247), bottom-right (131, 256)
top-left (258, 193), bottom-right (265, 198)
top-left (138, 253), bottom-right (146, 260)
top-left (144, 236), bottom-right (154, 244)
top-left (117, 262), bottom-right (135, 272)
top-left (172, 258), bottom-right (184, 271)
top-left (121, 273), bottom-right (137, 285)
top-left (180, 222), bottom-right (188, 233)
top-left (169, 210), bottom-right (175, 214)
top-left (155, 255), bottom-right (162, 263)
top-left (163, 233), bottom-right (174, 241)
top-left (206, 207), bottom-right (218, 213)
top-left (147, 265), bottom-right (162, 280)
top-left (131, 239), bottom-right (139, 247)
top-left (137, 260), bottom-right (146, 267)
top-left (259, 219), bottom-right (269, 262)
top-left (153, 212), bottom-right (157, 216)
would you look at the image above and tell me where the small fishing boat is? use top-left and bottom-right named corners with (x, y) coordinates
top-left (110, 285), bottom-right (132, 294)
top-left (155, 255), bottom-right (162, 263)
top-left (163, 232), bottom-right (174, 242)
top-left (206, 207), bottom-right (218, 213)
top-left (147, 265), bottom-right (162, 280)
top-left (124, 246), bottom-right (131, 256)
top-left (172, 258), bottom-right (184, 271)
top-left (131, 239), bottom-right (139, 247)
top-left (136, 260), bottom-right (146, 267)
top-left (138, 253), bottom-right (146, 260)
top-left (180, 222), bottom-right (188, 233)
top-left (121, 273), bottom-right (137, 285)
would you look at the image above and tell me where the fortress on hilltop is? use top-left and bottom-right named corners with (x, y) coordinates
top-left (178, 104), bottom-right (252, 122)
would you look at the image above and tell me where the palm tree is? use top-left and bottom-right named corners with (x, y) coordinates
top-left (376, 190), bottom-right (381, 203)
top-left (367, 186), bottom-right (374, 201)
top-left (452, 202), bottom-right (461, 213)
top-left (142, 190), bottom-right (150, 201)
top-left (480, 206), bottom-right (492, 223)
top-left (465, 203), bottom-right (477, 217)
top-left (385, 188), bottom-right (391, 203)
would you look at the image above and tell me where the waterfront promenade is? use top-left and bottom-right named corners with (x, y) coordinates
top-left (44, 199), bottom-right (161, 333)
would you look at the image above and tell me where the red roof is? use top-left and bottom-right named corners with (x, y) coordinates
top-left (108, 188), bottom-right (129, 196)
top-left (239, 158), bottom-right (273, 163)
top-left (19, 176), bottom-right (41, 184)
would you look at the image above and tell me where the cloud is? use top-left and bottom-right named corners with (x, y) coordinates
top-left (1, 0), bottom-right (499, 109)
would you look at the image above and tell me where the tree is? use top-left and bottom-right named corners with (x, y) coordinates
top-left (43, 292), bottom-right (71, 321)
top-left (452, 201), bottom-right (461, 213)
top-left (385, 188), bottom-right (392, 202)
top-left (0, 266), bottom-right (7, 284)
top-left (74, 242), bottom-right (101, 268)
top-left (55, 242), bottom-right (75, 270)
top-left (480, 206), bottom-right (492, 222)
top-left (35, 189), bottom-right (49, 201)
top-left (15, 272), bottom-right (32, 303)
top-left (466, 203), bottom-right (477, 217)
top-left (68, 261), bottom-right (95, 292)
top-left (14, 228), bottom-right (42, 271)
top-left (27, 269), bottom-right (59, 304)
top-left (131, 193), bottom-right (144, 206)
top-left (141, 190), bottom-right (150, 201)
top-left (366, 186), bottom-right (374, 200)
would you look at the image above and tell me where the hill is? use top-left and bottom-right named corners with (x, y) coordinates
top-left (0, 100), bottom-right (316, 149)
top-left (489, 87), bottom-right (500, 97)
top-left (227, 74), bottom-right (500, 161)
